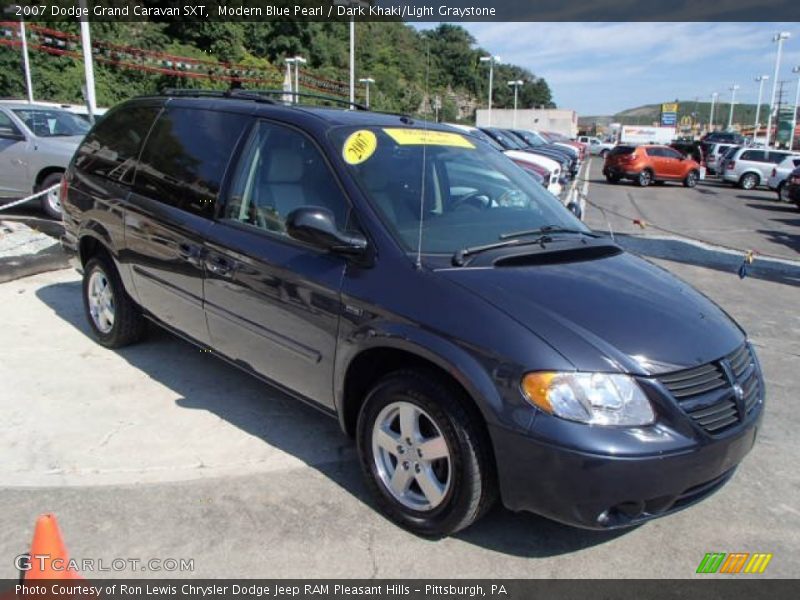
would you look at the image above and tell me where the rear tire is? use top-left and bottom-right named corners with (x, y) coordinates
top-left (357, 369), bottom-right (496, 537)
top-left (684, 170), bottom-right (699, 188)
top-left (39, 172), bottom-right (64, 220)
top-left (637, 170), bottom-right (653, 187)
top-left (739, 173), bottom-right (759, 190)
top-left (82, 255), bottom-right (146, 348)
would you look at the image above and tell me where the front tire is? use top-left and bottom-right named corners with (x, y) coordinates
top-left (82, 256), bottom-right (146, 348)
top-left (357, 370), bottom-right (496, 537)
top-left (39, 172), bottom-right (64, 219)
top-left (684, 170), bottom-right (699, 188)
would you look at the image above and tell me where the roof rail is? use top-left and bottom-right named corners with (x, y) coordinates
top-left (160, 88), bottom-right (276, 104)
top-left (245, 89), bottom-right (368, 111)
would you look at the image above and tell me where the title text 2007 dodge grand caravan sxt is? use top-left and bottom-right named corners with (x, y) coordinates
top-left (61, 91), bottom-right (763, 536)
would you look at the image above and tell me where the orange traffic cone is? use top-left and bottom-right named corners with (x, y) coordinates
top-left (22, 514), bottom-right (84, 580)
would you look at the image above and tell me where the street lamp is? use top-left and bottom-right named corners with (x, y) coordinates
top-left (753, 75), bottom-right (769, 145)
top-left (334, 0), bottom-right (370, 108)
top-left (792, 66), bottom-right (800, 152)
top-left (507, 80), bottom-right (524, 128)
top-left (766, 32), bottom-right (791, 147)
top-left (479, 55), bottom-right (501, 126)
top-left (284, 57), bottom-right (296, 102)
top-left (293, 56), bottom-right (307, 102)
top-left (358, 77), bottom-right (375, 109)
top-left (709, 92), bottom-right (718, 131)
top-left (727, 85), bottom-right (740, 130)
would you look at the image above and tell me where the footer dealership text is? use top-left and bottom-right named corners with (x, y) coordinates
top-left (17, 584), bottom-right (506, 598)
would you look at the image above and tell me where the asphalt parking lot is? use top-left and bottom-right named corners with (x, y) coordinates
top-left (1, 164), bottom-right (799, 578)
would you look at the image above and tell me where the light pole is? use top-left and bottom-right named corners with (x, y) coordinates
top-left (358, 77), bottom-right (375, 108)
top-left (293, 56), bottom-right (306, 102)
top-left (766, 32), bottom-right (791, 147)
top-left (753, 75), bottom-right (769, 145)
top-left (507, 80), bottom-right (523, 128)
top-left (479, 55), bottom-right (501, 126)
top-left (792, 66), bottom-right (800, 151)
top-left (78, 0), bottom-right (96, 121)
top-left (709, 92), bottom-right (718, 132)
top-left (727, 85), bottom-right (739, 130)
top-left (284, 57), bottom-right (296, 101)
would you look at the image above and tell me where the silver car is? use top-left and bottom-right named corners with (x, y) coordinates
top-left (767, 155), bottom-right (800, 202)
top-left (703, 142), bottom-right (735, 175)
top-left (721, 146), bottom-right (798, 190)
top-left (0, 101), bottom-right (90, 218)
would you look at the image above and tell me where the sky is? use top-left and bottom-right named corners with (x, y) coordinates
top-left (414, 22), bottom-right (800, 116)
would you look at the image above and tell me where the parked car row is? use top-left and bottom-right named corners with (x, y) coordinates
top-left (717, 146), bottom-right (800, 192)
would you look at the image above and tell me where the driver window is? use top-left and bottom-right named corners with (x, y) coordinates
top-left (224, 122), bottom-right (349, 236)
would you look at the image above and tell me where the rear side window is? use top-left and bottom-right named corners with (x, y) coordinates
top-left (74, 105), bottom-right (160, 184)
top-left (134, 107), bottom-right (248, 219)
top-left (717, 145), bottom-right (730, 155)
top-left (768, 152), bottom-right (789, 163)
top-left (609, 145), bottom-right (635, 156)
top-left (740, 150), bottom-right (766, 162)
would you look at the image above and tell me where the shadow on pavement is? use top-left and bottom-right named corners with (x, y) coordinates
top-left (35, 279), bottom-right (625, 558)
top-left (599, 234), bottom-right (800, 287)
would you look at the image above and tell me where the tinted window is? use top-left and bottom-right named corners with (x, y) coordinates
top-left (740, 150), bottom-right (766, 162)
top-left (717, 145), bottom-right (730, 155)
top-left (663, 148), bottom-right (683, 159)
top-left (609, 145), bottom-right (636, 156)
top-left (223, 121), bottom-right (349, 236)
top-left (134, 108), bottom-right (248, 219)
top-left (723, 146), bottom-right (740, 159)
top-left (768, 151), bottom-right (789, 164)
top-left (74, 105), bottom-right (160, 183)
top-left (645, 147), bottom-right (663, 157)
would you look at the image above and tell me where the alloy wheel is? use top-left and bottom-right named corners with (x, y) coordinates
top-left (371, 401), bottom-right (451, 511)
top-left (87, 269), bottom-right (115, 334)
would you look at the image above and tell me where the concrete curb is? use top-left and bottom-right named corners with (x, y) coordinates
top-left (0, 217), bottom-right (69, 283)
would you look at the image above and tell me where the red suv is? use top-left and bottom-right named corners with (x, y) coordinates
top-left (603, 145), bottom-right (701, 188)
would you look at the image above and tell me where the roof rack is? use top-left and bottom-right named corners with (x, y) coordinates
top-left (245, 89), bottom-right (368, 111)
top-left (160, 88), bottom-right (276, 104)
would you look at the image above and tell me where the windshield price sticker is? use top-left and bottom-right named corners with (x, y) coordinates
top-left (383, 128), bottom-right (475, 148)
top-left (342, 130), bottom-right (378, 165)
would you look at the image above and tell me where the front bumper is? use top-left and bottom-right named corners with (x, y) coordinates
top-left (490, 411), bottom-right (761, 529)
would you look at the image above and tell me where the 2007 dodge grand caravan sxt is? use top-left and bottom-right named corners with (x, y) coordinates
top-left (61, 91), bottom-right (763, 536)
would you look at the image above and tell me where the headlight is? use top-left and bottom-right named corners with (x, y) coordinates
top-left (521, 372), bottom-right (655, 426)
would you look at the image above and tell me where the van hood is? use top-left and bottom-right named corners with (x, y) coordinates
top-left (439, 252), bottom-right (744, 375)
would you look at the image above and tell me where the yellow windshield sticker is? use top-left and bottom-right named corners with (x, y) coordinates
top-left (383, 128), bottom-right (475, 149)
top-left (342, 130), bottom-right (378, 165)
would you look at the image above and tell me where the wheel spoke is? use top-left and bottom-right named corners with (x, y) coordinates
top-left (398, 404), bottom-right (420, 441)
top-left (374, 427), bottom-right (400, 455)
top-left (415, 466), bottom-right (445, 506)
top-left (390, 464), bottom-right (413, 495)
top-left (418, 435), bottom-right (448, 461)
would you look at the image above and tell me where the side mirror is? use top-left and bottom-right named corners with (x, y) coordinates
top-left (0, 127), bottom-right (25, 141)
top-left (286, 206), bottom-right (368, 257)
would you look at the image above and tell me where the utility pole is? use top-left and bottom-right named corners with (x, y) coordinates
top-left (775, 80), bottom-right (789, 148)
top-left (727, 85), bottom-right (739, 130)
top-left (709, 92), bottom-right (718, 132)
top-left (754, 75), bottom-right (769, 145)
top-left (479, 55), bottom-right (500, 126)
top-left (766, 32), bottom-right (791, 147)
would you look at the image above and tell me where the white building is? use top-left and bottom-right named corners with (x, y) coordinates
top-left (475, 108), bottom-right (578, 138)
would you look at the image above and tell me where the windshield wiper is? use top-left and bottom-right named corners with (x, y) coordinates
top-left (498, 225), bottom-right (595, 240)
top-left (452, 235), bottom-right (553, 267)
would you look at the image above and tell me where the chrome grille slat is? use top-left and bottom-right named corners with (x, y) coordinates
top-left (660, 363), bottom-right (719, 383)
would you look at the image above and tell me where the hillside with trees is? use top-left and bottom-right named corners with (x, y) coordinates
top-left (0, 21), bottom-right (553, 121)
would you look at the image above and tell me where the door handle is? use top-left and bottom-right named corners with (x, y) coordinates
top-left (178, 242), bottom-right (203, 259)
top-left (206, 255), bottom-right (236, 277)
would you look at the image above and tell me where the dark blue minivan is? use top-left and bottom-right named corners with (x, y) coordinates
top-left (61, 91), bottom-right (763, 536)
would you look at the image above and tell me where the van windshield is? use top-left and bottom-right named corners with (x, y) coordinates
top-left (333, 126), bottom-right (587, 254)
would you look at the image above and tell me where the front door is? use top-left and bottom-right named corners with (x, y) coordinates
top-left (203, 120), bottom-right (353, 408)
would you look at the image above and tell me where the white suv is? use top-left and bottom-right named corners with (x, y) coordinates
top-left (767, 155), bottom-right (800, 202)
